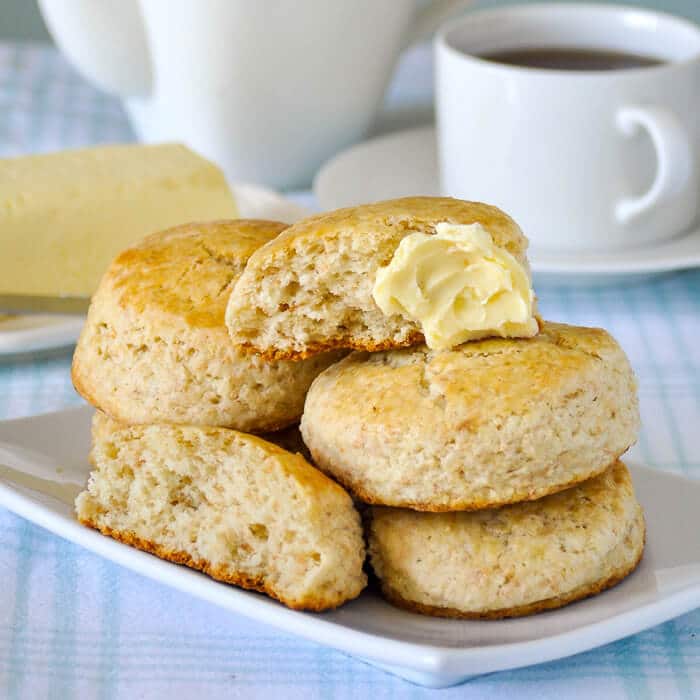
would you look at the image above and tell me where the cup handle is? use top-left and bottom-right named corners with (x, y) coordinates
top-left (615, 105), bottom-right (694, 224)
top-left (401, 0), bottom-right (475, 49)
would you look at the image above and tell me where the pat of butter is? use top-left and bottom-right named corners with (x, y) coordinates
top-left (0, 143), bottom-right (238, 297)
top-left (372, 222), bottom-right (537, 350)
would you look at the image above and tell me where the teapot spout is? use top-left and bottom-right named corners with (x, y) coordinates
top-left (38, 0), bottom-right (151, 97)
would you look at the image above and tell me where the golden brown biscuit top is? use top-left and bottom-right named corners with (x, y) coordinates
top-left (313, 321), bottom-right (629, 429)
top-left (100, 219), bottom-right (287, 328)
top-left (245, 197), bottom-right (529, 265)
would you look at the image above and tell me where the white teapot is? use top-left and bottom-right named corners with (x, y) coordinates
top-left (39, 0), bottom-right (472, 188)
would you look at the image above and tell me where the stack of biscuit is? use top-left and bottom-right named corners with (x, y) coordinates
top-left (72, 219), bottom-right (366, 611)
top-left (74, 197), bottom-right (644, 619)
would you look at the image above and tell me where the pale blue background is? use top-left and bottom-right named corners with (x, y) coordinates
top-left (0, 3), bottom-right (698, 698)
top-left (0, 0), bottom-right (698, 43)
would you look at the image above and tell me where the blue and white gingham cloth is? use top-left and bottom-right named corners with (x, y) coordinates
top-left (1, 42), bottom-right (699, 699)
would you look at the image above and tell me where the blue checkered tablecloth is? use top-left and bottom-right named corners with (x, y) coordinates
top-left (0, 41), bottom-right (699, 699)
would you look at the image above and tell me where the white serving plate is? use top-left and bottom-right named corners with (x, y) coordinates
top-left (314, 126), bottom-right (700, 287)
top-left (0, 183), bottom-right (312, 358)
top-left (0, 406), bottom-right (699, 687)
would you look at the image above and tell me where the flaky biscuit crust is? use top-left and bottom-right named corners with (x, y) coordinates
top-left (368, 462), bottom-right (645, 617)
top-left (72, 219), bottom-right (342, 432)
top-left (301, 321), bottom-right (640, 510)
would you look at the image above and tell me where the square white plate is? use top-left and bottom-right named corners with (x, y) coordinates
top-left (0, 406), bottom-right (699, 688)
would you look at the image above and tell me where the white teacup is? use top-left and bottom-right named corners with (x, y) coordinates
top-left (39, 0), bottom-right (473, 189)
top-left (436, 4), bottom-right (700, 253)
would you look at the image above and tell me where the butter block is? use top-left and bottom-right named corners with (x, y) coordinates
top-left (372, 222), bottom-right (537, 350)
top-left (0, 143), bottom-right (238, 297)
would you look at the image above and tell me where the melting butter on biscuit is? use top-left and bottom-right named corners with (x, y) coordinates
top-left (372, 222), bottom-right (537, 350)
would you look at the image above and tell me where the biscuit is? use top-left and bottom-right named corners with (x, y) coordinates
top-left (226, 197), bottom-right (535, 359)
top-left (76, 422), bottom-right (367, 611)
top-left (301, 321), bottom-right (639, 511)
top-left (90, 410), bottom-right (312, 464)
top-left (368, 461), bottom-right (644, 618)
top-left (72, 220), bottom-right (343, 433)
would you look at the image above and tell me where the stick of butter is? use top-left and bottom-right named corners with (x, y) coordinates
top-left (0, 143), bottom-right (238, 297)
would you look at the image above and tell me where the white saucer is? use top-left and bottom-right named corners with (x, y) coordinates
top-left (0, 184), bottom-right (312, 359)
top-left (314, 126), bottom-right (700, 286)
top-left (1, 406), bottom-right (699, 687)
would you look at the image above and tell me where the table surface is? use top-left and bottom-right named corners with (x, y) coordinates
top-left (1, 41), bottom-right (699, 700)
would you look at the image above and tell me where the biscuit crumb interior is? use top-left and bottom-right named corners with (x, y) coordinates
top-left (76, 425), bottom-right (367, 609)
top-left (229, 230), bottom-right (420, 354)
top-left (226, 198), bottom-right (534, 358)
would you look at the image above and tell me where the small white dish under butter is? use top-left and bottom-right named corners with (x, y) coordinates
top-left (0, 183), bottom-right (312, 359)
top-left (0, 406), bottom-right (699, 688)
top-left (314, 126), bottom-right (700, 287)
top-left (0, 315), bottom-right (85, 357)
